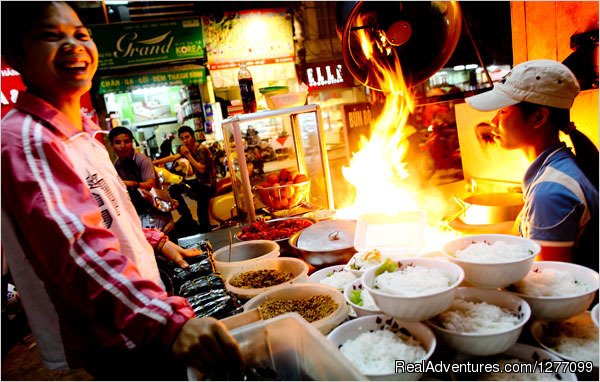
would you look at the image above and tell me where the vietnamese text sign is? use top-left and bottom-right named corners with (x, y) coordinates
top-left (90, 19), bottom-right (204, 69)
top-left (98, 66), bottom-right (206, 94)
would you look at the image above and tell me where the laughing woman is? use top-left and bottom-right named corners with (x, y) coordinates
top-left (1, 2), bottom-right (241, 379)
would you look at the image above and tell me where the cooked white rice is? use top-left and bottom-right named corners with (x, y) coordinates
top-left (340, 329), bottom-right (426, 374)
top-left (512, 269), bottom-right (591, 296)
top-left (375, 265), bottom-right (454, 296)
top-left (481, 359), bottom-right (560, 381)
top-left (456, 240), bottom-right (533, 263)
top-left (319, 270), bottom-right (357, 291)
top-left (547, 321), bottom-right (599, 363)
top-left (438, 299), bottom-right (521, 333)
top-left (359, 289), bottom-right (378, 310)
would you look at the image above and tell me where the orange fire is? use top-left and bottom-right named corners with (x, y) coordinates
top-left (336, 14), bottom-right (462, 252)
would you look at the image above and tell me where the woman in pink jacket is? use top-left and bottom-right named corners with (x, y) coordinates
top-left (1, 2), bottom-right (241, 379)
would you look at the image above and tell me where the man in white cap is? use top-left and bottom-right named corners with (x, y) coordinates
top-left (466, 59), bottom-right (598, 271)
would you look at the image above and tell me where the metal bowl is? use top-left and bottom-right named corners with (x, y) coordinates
top-left (288, 220), bottom-right (356, 269)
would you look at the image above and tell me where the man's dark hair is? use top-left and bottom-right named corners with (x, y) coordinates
top-left (178, 125), bottom-right (195, 138)
top-left (1, 2), bottom-right (82, 65)
top-left (108, 126), bottom-right (134, 144)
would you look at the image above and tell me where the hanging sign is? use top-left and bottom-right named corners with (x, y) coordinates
top-left (202, 9), bottom-right (294, 70)
top-left (89, 18), bottom-right (205, 69)
top-left (98, 65), bottom-right (207, 94)
top-left (300, 59), bottom-right (355, 92)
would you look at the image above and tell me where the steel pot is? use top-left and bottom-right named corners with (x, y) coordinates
top-left (454, 192), bottom-right (524, 225)
top-left (288, 220), bottom-right (356, 268)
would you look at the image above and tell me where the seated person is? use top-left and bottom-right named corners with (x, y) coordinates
top-left (153, 126), bottom-right (217, 233)
top-left (109, 126), bottom-right (156, 214)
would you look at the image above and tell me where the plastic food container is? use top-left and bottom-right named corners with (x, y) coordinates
top-left (243, 283), bottom-right (349, 334)
top-left (212, 240), bottom-right (280, 279)
top-left (187, 313), bottom-right (366, 381)
top-left (354, 211), bottom-right (426, 257)
top-left (224, 257), bottom-right (309, 300)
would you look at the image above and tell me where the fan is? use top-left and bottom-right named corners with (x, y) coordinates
top-left (336, 1), bottom-right (462, 90)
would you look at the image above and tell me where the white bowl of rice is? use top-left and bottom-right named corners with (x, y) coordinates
top-left (327, 314), bottom-right (436, 380)
top-left (505, 261), bottom-right (599, 321)
top-left (442, 234), bottom-right (540, 289)
top-left (307, 265), bottom-right (358, 292)
top-left (361, 258), bottom-right (464, 321)
top-left (344, 278), bottom-right (382, 317)
top-left (452, 343), bottom-right (578, 381)
top-left (531, 311), bottom-right (599, 368)
top-left (427, 287), bottom-right (531, 356)
top-left (592, 304), bottom-right (599, 328)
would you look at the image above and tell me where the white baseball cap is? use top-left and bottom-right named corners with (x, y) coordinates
top-left (466, 59), bottom-right (580, 111)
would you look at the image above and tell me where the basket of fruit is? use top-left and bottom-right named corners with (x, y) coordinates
top-left (254, 169), bottom-right (310, 211)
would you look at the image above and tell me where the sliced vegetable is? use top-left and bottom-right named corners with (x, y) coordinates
top-left (349, 289), bottom-right (363, 306)
top-left (374, 257), bottom-right (398, 277)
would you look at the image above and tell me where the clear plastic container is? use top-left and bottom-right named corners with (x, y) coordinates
top-left (187, 313), bottom-right (366, 381)
top-left (354, 211), bottom-right (426, 256)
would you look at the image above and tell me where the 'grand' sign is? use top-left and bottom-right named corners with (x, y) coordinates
top-left (90, 19), bottom-right (204, 70)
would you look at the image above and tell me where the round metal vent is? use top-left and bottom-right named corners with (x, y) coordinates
top-left (337, 1), bottom-right (462, 90)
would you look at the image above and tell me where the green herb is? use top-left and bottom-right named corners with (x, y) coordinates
top-left (349, 290), bottom-right (363, 306)
top-left (375, 258), bottom-right (397, 277)
top-left (326, 272), bottom-right (334, 277)
top-left (350, 262), bottom-right (358, 270)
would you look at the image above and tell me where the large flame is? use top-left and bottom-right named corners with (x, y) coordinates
top-left (336, 14), bottom-right (462, 251)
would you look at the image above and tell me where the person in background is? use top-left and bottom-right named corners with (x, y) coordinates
top-left (0, 2), bottom-right (242, 379)
top-left (466, 59), bottom-right (599, 271)
top-left (154, 126), bottom-right (217, 233)
top-left (159, 132), bottom-right (175, 159)
top-left (109, 126), bottom-right (156, 214)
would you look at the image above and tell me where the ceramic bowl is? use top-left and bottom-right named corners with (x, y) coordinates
top-left (442, 234), bottom-right (539, 288)
top-left (361, 258), bottom-right (464, 321)
top-left (343, 278), bottom-right (382, 317)
top-left (505, 261), bottom-right (599, 321)
top-left (306, 265), bottom-right (358, 292)
top-left (327, 314), bottom-right (436, 380)
top-left (427, 287), bottom-right (531, 356)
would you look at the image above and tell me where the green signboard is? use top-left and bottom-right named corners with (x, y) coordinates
top-left (90, 18), bottom-right (205, 69)
top-left (98, 66), bottom-right (206, 94)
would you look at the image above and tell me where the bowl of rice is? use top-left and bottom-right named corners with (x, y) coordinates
top-left (327, 314), bottom-right (436, 380)
top-left (505, 261), bottom-right (599, 321)
top-left (427, 287), bottom-right (531, 356)
top-left (307, 264), bottom-right (358, 292)
top-left (243, 283), bottom-right (349, 334)
top-left (442, 234), bottom-right (540, 289)
top-left (451, 343), bottom-right (578, 381)
top-left (343, 249), bottom-right (392, 277)
top-left (344, 278), bottom-right (382, 317)
top-left (361, 258), bottom-right (464, 321)
top-left (224, 257), bottom-right (309, 300)
top-left (530, 311), bottom-right (599, 368)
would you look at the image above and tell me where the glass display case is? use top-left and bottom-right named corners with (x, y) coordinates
top-left (221, 104), bottom-right (334, 224)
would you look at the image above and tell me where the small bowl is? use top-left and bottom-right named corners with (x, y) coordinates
top-left (592, 303), bottom-right (600, 328)
top-left (307, 265), bottom-right (357, 292)
top-left (427, 287), bottom-right (531, 356)
top-left (505, 261), bottom-right (599, 321)
top-left (442, 234), bottom-right (540, 288)
top-left (225, 258), bottom-right (309, 300)
top-left (258, 86), bottom-right (289, 95)
top-left (451, 343), bottom-right (577, 381)
top-left (361, 258), bottom-right (464, 321)
top-left (327, 314), bottom-right (436, 380)
top-left (266, 91), bottom-right (308, 110)
top-left (244, 283), bottom-right (348, 334)
top-left (344, 278), bottom-right (382, 317)
top-left (531, 311), bottom-right (599, 367)
top-left (213, 240), bottom-right (280, 279)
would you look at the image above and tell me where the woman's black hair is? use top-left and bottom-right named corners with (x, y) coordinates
top-left (517, 101), bottom-right (599, 189)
